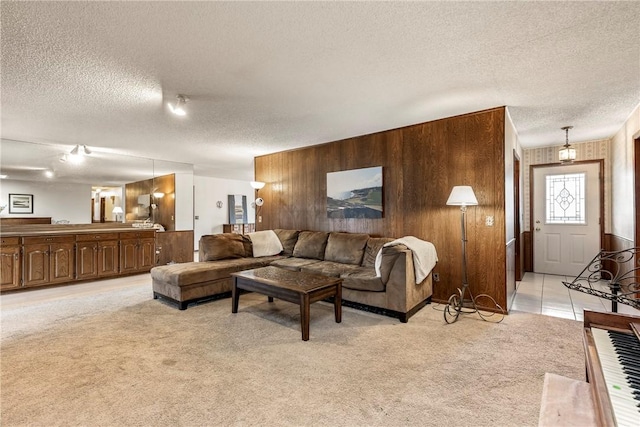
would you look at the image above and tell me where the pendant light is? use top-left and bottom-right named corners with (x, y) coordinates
top-left (558, 126), bottom-right (576, 163)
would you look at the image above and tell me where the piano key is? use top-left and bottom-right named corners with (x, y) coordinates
top-left (591, 327), bottom-right (640, 426)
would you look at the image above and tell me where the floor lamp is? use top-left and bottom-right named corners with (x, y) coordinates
top-left (444, 186), bottom-right (504, 324)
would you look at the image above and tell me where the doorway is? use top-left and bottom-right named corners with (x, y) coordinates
top-left (531, 161), bottom-right (603, 276)
top-left (514, 151), bottom-right (522, 281)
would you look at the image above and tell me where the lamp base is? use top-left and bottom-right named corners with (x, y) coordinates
top-left (444, 282), bottom-right (505, 324)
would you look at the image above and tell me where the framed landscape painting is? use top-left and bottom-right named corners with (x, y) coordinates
top-left (8, 193), bottom-right (34, 214)
top-left (327, 166), bottom-right (383, 219)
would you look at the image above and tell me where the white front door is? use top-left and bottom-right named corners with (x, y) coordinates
top-left (533, 163), bottom-right (600, 276)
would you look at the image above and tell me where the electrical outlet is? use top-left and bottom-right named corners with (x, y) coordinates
top-left (433, 273), bottom-right (440, 282)
top-left (485, 215), bottom-right (494, 226)
top-left (258, 215), bottom-right (262, 223)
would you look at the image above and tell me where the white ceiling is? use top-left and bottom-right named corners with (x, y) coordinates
top-left (2, 1), bottom-right (639, 181)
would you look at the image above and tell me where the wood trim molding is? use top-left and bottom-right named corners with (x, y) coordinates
top-left (528, 160), bottom-right (605, 273)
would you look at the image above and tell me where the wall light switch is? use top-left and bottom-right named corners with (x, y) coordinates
top-left (258, 216), bottom-right (262, 223)
top-left (485, 215), bottom-right (494, 226)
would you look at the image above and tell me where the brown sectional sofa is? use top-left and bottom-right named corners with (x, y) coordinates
top-left (151, 229), bottom-right (434, 322)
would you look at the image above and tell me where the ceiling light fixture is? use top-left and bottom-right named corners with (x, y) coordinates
top-left (168, 95), bottom-right (189, 116)
top-left (558, 126), bottom-right (576, 163)
top-left (68, 144), bottom-right (92, 164)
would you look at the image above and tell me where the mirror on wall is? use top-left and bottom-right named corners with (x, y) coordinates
top-left (0, 139), bottom-right (194, 228)
top-left (227, 194), bottom-right (247, 224)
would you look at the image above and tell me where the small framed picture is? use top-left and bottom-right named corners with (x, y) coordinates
top-left (8, 193), bottom-right (34, 214)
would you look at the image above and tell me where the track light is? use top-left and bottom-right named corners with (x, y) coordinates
top-left (168, 95), bottom-right (189, 116)
top-left (68, 144), bottom-right (92, 163)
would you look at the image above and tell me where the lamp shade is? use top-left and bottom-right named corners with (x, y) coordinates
top-left (446, 186), bottom-right (478, 206)
top-left (112, 207), bottom-right (123, 214)
top-left (558, 146), bottom-right (576, 162)
top-left (250, 181), bottom-right (265, 190)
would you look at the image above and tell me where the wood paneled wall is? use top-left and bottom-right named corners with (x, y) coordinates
top-left (255, 107), bottom-right (508, 307)
top-left (125, 173), bottom-right (176, 231)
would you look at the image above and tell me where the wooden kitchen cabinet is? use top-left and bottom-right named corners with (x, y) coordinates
top-left (76, 233), bottom-right (119, 280)
top-left (22, 235), bottom-right (75, 287)
top-left (0, 237), bottom-right (21, 291)
top-left (0, 226), bottom-right (160, 292)
top-left (119, 231), bottom-right (155, 274)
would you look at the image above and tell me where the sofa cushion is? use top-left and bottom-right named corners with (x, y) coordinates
top-left (324, 232), bottom-right (369, 265)
top-left (300, 261), bottom-right (361, 278)
top-left (341, 267), bottom-right (386, 292)
top-left (199, 234), bottom-right (248, 261)
top-left (151, 257), bottom-right (281, 287)
top-left (269, 257), bottom-right (321, 271)
top-left (274, 229), bottom-right (300, 256)
top-left (292, 231), bottom-right (329, 260)
top-left (361, 237), bottom-right (394, 267)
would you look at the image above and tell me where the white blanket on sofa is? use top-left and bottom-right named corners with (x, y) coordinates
top-left (375, 236), bottom-right (438, 284)
top-left (248, 230), bottom-right (283, 257)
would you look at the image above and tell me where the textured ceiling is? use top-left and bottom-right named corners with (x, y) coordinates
top-left (2, 1), bottom-right (639, 181)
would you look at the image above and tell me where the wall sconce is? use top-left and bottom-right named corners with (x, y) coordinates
top-left (112, 206), bottom-right (123, 222)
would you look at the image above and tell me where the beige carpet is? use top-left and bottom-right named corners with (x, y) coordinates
top-left (1, 284), bottom-right (585, 427)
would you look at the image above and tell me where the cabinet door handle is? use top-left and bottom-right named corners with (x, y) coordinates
top-left (14, 253), bottom-right (19, 260)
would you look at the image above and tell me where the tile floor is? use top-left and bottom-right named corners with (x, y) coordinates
top-left (512, 272), bottom-right (639, 321)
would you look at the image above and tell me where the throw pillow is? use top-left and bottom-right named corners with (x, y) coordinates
top-left (200, 233), bottom-right (246, 261)
top-left (292, 231), bottom-right (329, 260)
top-left (324, 232), bottom-right (369, 265)
top-left (361, 237), bottom-right (394, 267)
top-left (274, 229), bottom-right (300, 256)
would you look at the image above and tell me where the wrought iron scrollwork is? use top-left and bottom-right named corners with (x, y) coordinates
top-left (562, 248), bottom-right (640, 312)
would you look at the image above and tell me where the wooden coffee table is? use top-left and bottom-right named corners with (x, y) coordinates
top-left (231, 266), bottom-right (342, 341)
